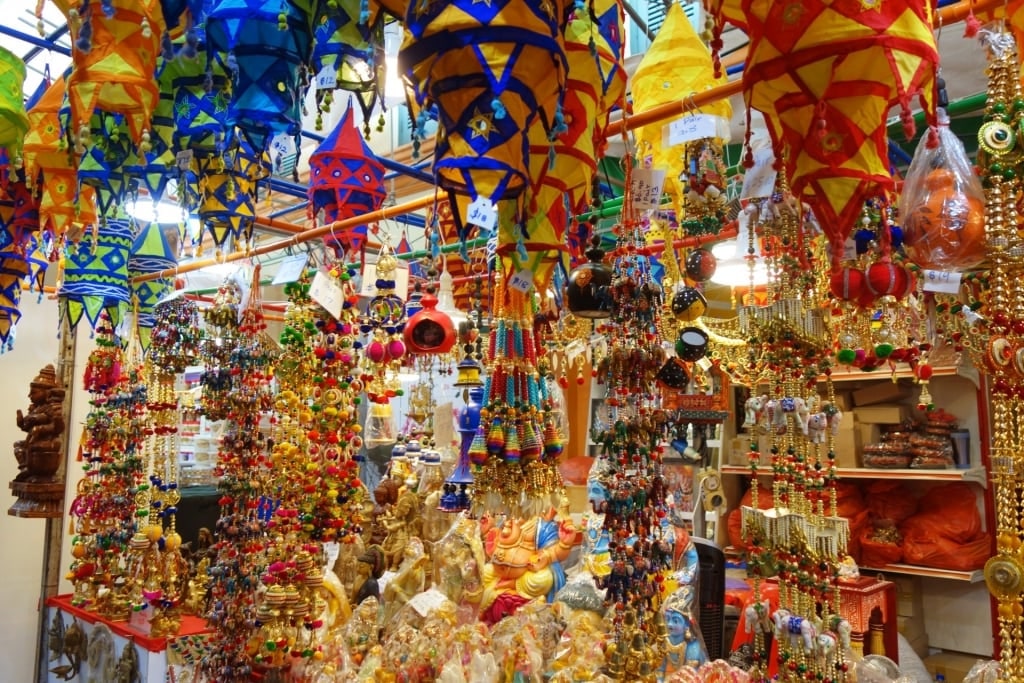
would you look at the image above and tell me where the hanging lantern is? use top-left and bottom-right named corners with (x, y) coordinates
top-left (403, 291), bottom-right (456, 355)
top-left (307, 105), bottom-right (386, 255)
top-left (0, 46), bottom-right (29, 160)
top-left (453, 356), bottom-right (484, 389)
top-left (705, 0), bottom-right (938, 267)
top-left (0, 155), bottom-right (39, 250)
top-left (633, 3), bottom-right (731, 220)
top-left (50, 0), bottom-right (166, 145)
top-left (59, 217), bottom-right (133, 331)
top-left (399, 0), bottom-right (569, 237)
top-left (205, 0), bottom-right (314, 152)
top-left (25, 233), bottom-right (53, 295)
top-left (197, 139), bottom-right (266, 249)
top-left (311, 0), bottom-right (387, 133)
top-left (0, 245), bottom-right (27, 351)
top-left (77, 112), bottom-right (135, 218)
top-left (128, 221), bottom-right (177, 350)
top-left (164, 48), bottom-right (231, 157)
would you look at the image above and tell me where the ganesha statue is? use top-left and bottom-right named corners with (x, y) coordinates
top-left (479, 512), bottom-right (583, 625)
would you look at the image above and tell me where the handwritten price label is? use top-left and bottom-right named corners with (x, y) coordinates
top-left (508, 268), bottom-right (534, 293)
top-left (315, 65), bottom-right (337, 90)
top-left (310, 270), bottom-right (344, 320)
top-left (841, 238), bottom-right (858, 262)
top-left (740, 147), bottom-right (777, 199)
top-left (271, 253), bottom-right (309, 285)
top-left (175, 149), bottom-right (194, 171)
top-left (921, 269), bottom-right (961, 294)
top-left (466, 196), bottom-right (498, 231)
top-left (665, 113), bottom-right (719, 146)
top-left (630, 167), bottom-right (666, 211)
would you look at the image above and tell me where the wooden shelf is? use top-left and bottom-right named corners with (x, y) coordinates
top-left (858, 563), bottom-right (985, 583)
top-left (824, 363), bottom-right (980, 389)
top-left (720, 465), bottom-right (988, 488)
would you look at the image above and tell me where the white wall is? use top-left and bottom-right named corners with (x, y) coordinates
top-left (0, 296), bottom-right (65, 681)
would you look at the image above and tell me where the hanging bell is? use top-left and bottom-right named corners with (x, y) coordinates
top-left (567, 235), bottom-right (613, 319)
top-left (453, 356), bottom-right (484, 389)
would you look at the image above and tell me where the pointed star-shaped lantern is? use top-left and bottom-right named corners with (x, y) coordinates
top-left (128, 221), bottom-right (176, 350)
top-left (0, 244), bottom-right (28, 351)
top-left (196, 138), bottom-right (267, 249)
top-left (59, 216), bottom-right (133, 331)
top-left (308, 105), bottom-right (386, 256)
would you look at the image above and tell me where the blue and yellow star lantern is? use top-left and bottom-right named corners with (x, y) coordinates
top-left (58, 217), bottom-right (133, 331)
top-left (128, 221), bottom-right (176, 350)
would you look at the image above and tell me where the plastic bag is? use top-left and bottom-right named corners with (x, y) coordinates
top-left (900, 111), bottom-right (986, 271)
top-left (902, 530), bottom-right (989, 571)
top-left (860, 523), bottom-right (903, 566)
top-left (866, 480), bottom-right (918, 524)
top-left (901, 482), bottom-right (981, 543)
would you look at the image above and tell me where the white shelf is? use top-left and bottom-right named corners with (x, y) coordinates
top-left (720, 465), bottom-right (988, 489)
top-left (858, 563), bottom-right (985, 583)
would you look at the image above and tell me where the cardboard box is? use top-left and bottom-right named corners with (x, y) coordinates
top-left (833, 391), bottom-right (854, 413)
top-left (855, 403), bottom-right (912, 424)
top-left (906, 632), bottom-right (930, 661)
top-left (898, 613), bottom-right (926, 642)
top-left (834, 419), bottom-right (862, 468)
top-left (894, 575), bottom-right (924, 618)
top-left (853, 381), bottom-right (911, 406)
top-left (859, 422), bottom-right (881, 448)
top-left (924, 652), bottom-right (991, 683)
top-left (727, 435), bottom-right (773, 466)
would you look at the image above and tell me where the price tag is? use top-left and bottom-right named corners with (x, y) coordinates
top-left (322, 541), bottom-right (340, 570)
top-left (696, 357), bottom-right (713, 371)
top-left (508, 268), bottom-right (534, 293)
top-left (466, 196), bottom-right (498, 231)
top-left (315, 65), bottom-right (337, 90)
top-left (310, 270), bottom-right (344, 320)
top-left (232, 265), bottom-right (252, 323)
top-left (841, 238), bottom-right (858, 262)
top-left (630, 167), bottom-right (666, 211)
top-left (962, 307), bottom-right (984, 326)
top-left (407, 588), bottom-right (450, 617)
top-left (665, 113), bottom-right (719, 146)
top-left (156, 288), bottom-right (186, 305)
top-left (921, 269), bottom-right (961, 294)
top-left (175, 149), bottom-right (194, 171)
top-left (271, 253), bottom-right (309, 285)
top-left (115, 312), bottom-right (134, 340)
top-left (740, 147), bottom-right (777, 199)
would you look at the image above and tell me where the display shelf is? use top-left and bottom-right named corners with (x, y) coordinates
top-left (824, 363), bottom-right (980, 388)
top-left (858, 563), bottom-right (985, 583)
top-left (720, 465), bottom-right (989, 488)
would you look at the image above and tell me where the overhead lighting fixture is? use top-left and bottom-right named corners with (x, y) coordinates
top-left (709, 209), bottom-right (769, 287)
top-left (126, 198), bottom-right (190, 225)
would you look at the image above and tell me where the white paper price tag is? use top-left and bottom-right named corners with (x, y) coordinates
top-left (316, 65), bottom-right (338, 90)
top-left (466, 196), bottom-right (497, 231)
top-left (630, 167), bottom-right (666, 211)
top-left (322, 541), bottom-right (340, 571)
top-left (156, 288), bottom-right (186, 305)
top-left (665, 113), bottom-right (719, 146)
top-left (271, 253), bottom-right (309, 285)
top-left (740, 147), bottom-right (777, 199)
top-left (310, 270), bottom-right (344, 320)
top-left (696, 357), bottom-right (713, 371)
top-left (841, 238), bottom-right (858, 262)
top-left (232, 265), bottom-right (252, 323)
top-left (407, 588), bottom-right (450, 617)
top-left (508, 268), bottom-right (534, 293)
top-left (175, 149), bottom-right (194, 171)
top-left (921, 269), bottom-right (961, 294)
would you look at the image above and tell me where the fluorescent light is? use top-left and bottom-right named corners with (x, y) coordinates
top-left (710, 261), bottom-right (769, 287)
top-left (127, 199), bottom-right (189, 225)
top-left (384, 56), bottom-right (406, 105)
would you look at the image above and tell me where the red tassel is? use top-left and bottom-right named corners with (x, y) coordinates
top-left (963, 12), bottom-right (981, 38)
top-left (926, 127), bottom-right (940, 149)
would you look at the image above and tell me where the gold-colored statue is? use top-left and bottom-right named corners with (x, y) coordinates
top-left (381, 480), bottom-right (420, 571)
top-left (185, 557), bottom-right (212, 616)
top-left (382, 538), bottom-right (429, 622)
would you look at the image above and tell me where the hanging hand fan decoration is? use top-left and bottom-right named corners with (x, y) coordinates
top-left (307, 105), bottom-right (386, 256)
top-left (632, 2), bottom-right (731, 224)
top-left (704, 0), bottom-right (939, 268)
top-left (0, 46), bottom-right (29, 161)
top-left (22, 77), bottom-right (98, 243)
top-left (59, 216), bottom-right (132, 331)
top-left (311, 0), bottom-right (387, 134)
top-left (128, 221), bottom-right (176, 350)
top-left (45, 0), bottom-right (167, 148)
top-left (398, 0), bottom-right (569, 238)
top-left (205, 0), bottom-right (314, 152)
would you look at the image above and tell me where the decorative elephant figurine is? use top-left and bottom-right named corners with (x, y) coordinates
top-left (744, 599), bottom-right (772, 636)
top-left (816, 632), bottom-right (838, 659)
top-left (823, 402), bottom-right (844, 436)
top-left (743, 394), bottom-right (768, 430)
top-left (827, 616), bottom-right (853, 652)
top-left (806, 413), bottom-right (828, 444)
top-left (773, 609), bottom-right (817, 652)
top-left (777, 397), bottom-right (809, 435)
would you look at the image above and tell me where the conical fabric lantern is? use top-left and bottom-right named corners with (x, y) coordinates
top-left (164, 49), bottom-right (231, 157)
top-left (25, 233), bottom-right (52, 295)
top-left (197, 139), bottom-right (265, 249)
top-left (0, 154), bottom-right (39, 250)
top-left (77, 112), bottom-right (136, 218)
top-left (308, 105), bottom-right (386, 255)
top-left (704, 0), bottom-right (938, 266)
top-left (633, 3), bottom-right (731, 218)
top-left (0, 46), bottom-right (29, 160)
top-left (59, 217), bottom-right (132, 331)
top-left (128, 221), bottom-right (176, 350)
top-left (205, 0), bottom-right (314, 152)
top-left (399, 0), bottom-right (569, 237)
top-left (48, 0), bottom-right (166, 144)
top-left (311, 0), bottom-right (387, 131)
top-left (0, 245), bottom-right (27, 350)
